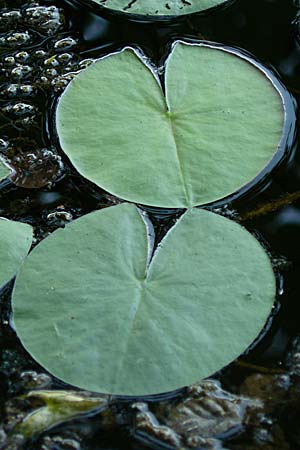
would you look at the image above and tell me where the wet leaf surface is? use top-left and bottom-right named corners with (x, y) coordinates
top-left (88, 0), bottom-right (231, 16)
top-left (0, 161), bottom-right (9, 182)
top-left (56, 42), bottom-right (284, 208)
top-left (0, 218), bottom-right (32, 287)
top-left (13, 203), bottom-right (275, 395)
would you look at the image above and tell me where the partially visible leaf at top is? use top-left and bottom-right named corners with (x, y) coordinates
top-left (12, 203), bottom-right (275, 396)
top-left (88, 0), bottom-right (231, 16)
top-left (0, 219), bottom-right (32, 287)
top-left (56, 42), bottom-right (284, 208)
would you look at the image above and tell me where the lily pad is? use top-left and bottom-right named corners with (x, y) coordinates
top-left (0, 219), bottom-right (32, 287)
top-left (0, 159), bottom-right (11, 181)
top-left (87, 0), bottom-right (231, 17)
top-left (56, 42), bottom-right (284, 208)
top-left (13, 203), bottom-right (275, 396)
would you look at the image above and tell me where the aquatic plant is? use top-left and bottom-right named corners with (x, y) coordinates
top-left (0, 219), bottom-right (32, 287)
top-left (13, 204), bottom-right (275, 395)
top-left (56, 42), bottom-right (284, 208)
top-left (87, 0), bottom-right (232, 17)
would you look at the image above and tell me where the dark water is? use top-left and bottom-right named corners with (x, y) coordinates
top-left (1, 0), bottom-right (300, 448)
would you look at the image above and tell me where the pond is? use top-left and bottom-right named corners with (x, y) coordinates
top-left (1, 0), bottom-right (300, 449)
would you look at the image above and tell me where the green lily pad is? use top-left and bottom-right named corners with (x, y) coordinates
top-left (0, 219), bottom-right (32, 287)
top-left (88, 0), bottom-right (231, 16)
top-left (56, 42), bottom-right (284, 208)
top-left (0, 159), bottom-right (11, 181)
top-left (13, 203), bottom-right (275, 396)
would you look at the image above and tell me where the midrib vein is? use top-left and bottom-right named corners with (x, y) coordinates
top-left (111, 212), bottom-right (150, 392)
top-left (167, 114), bottom-right (190, 206)
top-left (111, 282), bottom-right (146, 391)
top-left (110, 208), bottom-right (187, 390)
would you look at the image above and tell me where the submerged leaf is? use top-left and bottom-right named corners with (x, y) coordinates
top-left (88, 0), bottom-right (231, 16)
top-left (14, 390), bottom-right (109, 439)
top-left (56, 42), bottom-right (284, 208)
top-left (13, 204), bottom-right (275, 396)
top-left (0, 219), bottom-right (32, 287)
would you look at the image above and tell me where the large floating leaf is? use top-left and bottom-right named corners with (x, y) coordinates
top-left (13, 204), bottom-right (275, 395)
top-left (56, 43), bottom-right (284, 208)
top-left (88, 0), bottom-right (231, 16)
top-left (0, 219), bottom-right (32, 287)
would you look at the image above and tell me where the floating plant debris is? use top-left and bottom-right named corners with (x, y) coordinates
top-left (13, 390), bottom-right (109, 441)
top-left (85, 0), bottom-right (232, 17)
top-left (13, 203), bottom-right (275, 395)
top-left (133, 380), bottom-right (262, 449)
top-left (56, 42), bottom-right (284, 208)
top-left (0, 219), bottom-right (32, 288)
